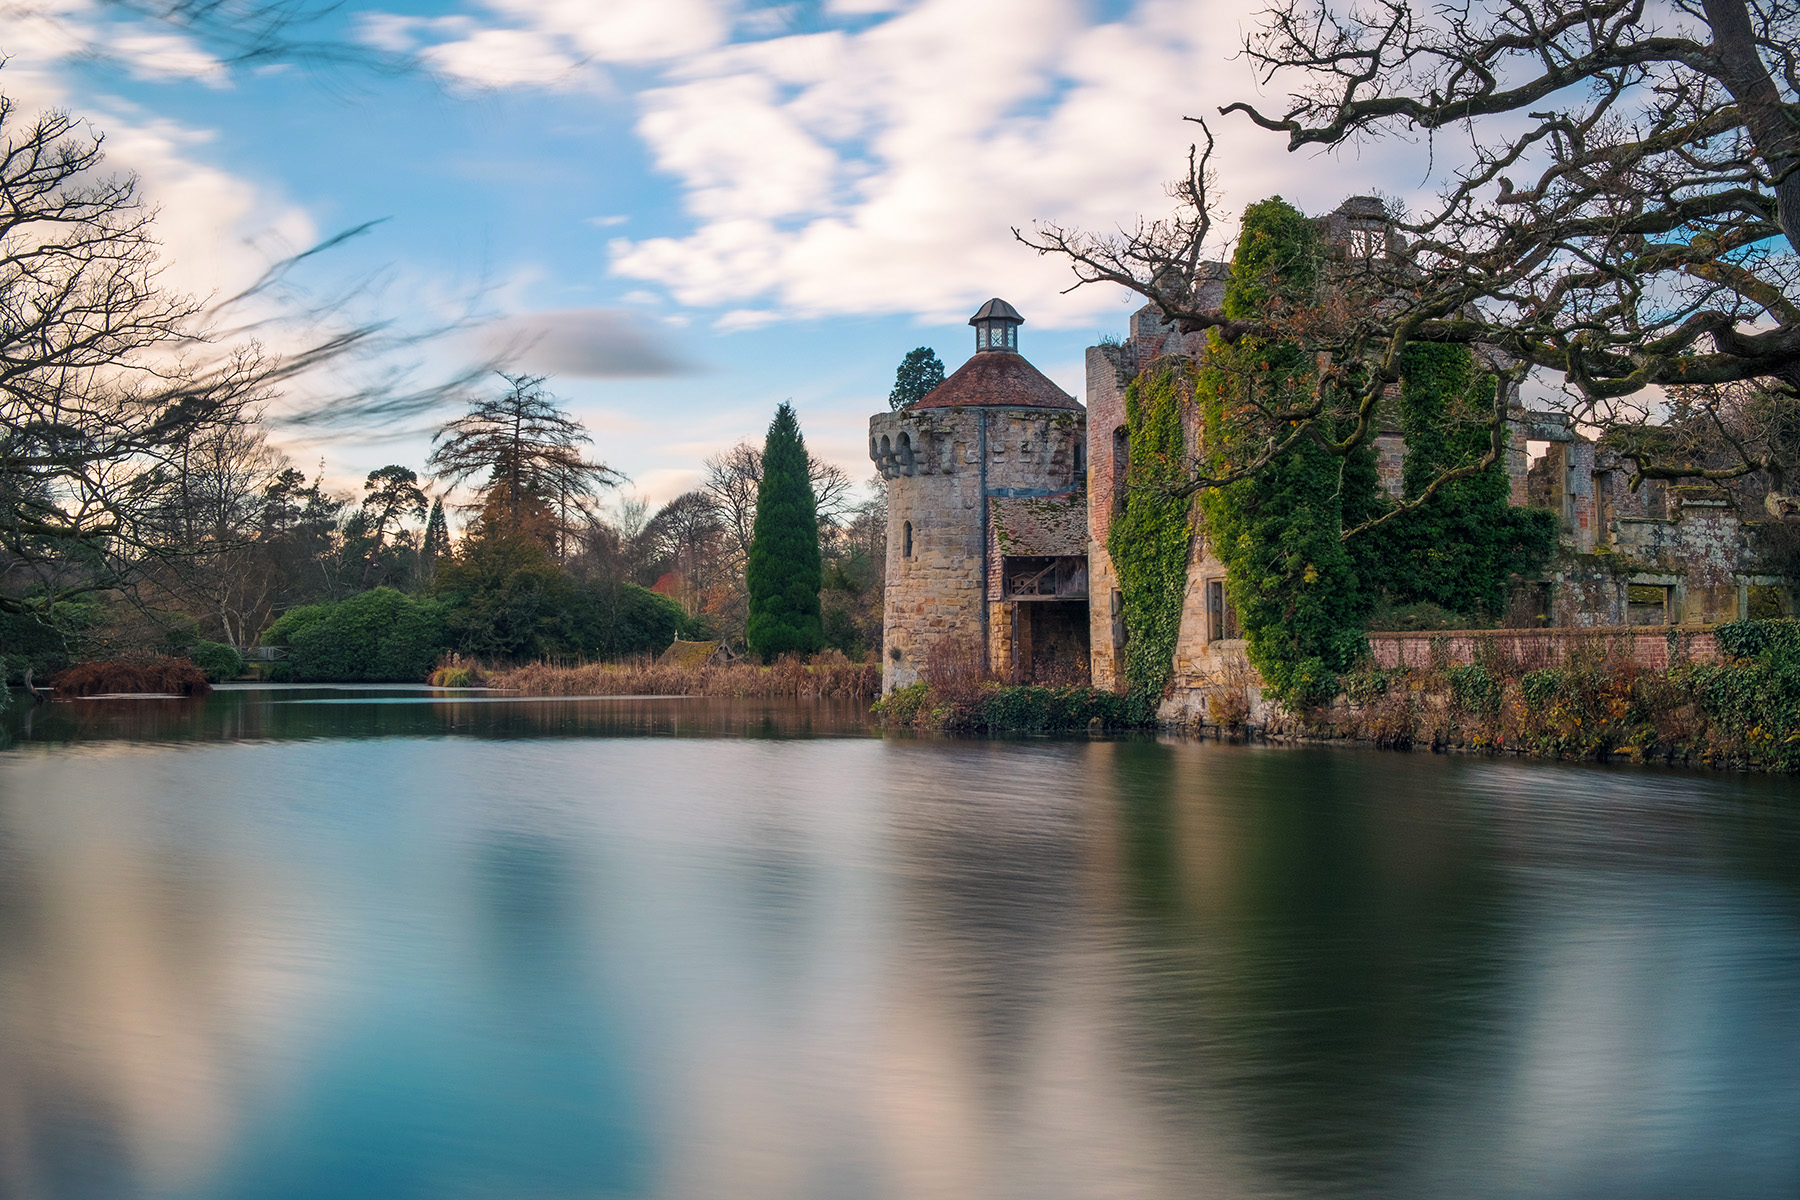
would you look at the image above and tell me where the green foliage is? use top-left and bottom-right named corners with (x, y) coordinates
top-left (264, 588), bottom-right (449, 682)
top-left (1519, 667), bottom-right (1564, 711)
top-left (189, 641), bottom-right (244, 682)
top-left (745, 402), bottom-right (824, 661)
top-left (975, 685), bottom-right (1152, 733)
top-left (0, 598), bottom-right (98, 681)
top-left (874, 680), bottom-right (1154, 733)
top-left (1222, 195), bottom-right (1318, 321)
top-left (888, 346), bottom-right (946, 410)
top-left (1361, 343), bottom-right (1558, 615)
top-left (574, 581), bottom-right (697, 658)
top-left (1714, 617), bottom-right (1800, 659)
top-left (1445, 662), bottom-right (1501, 717)
top-left (433, 527), bottom-right (575, 659)
top-left (429, 522), bottom-right (694, 662)
top-left (420, 497), bottom-right (450, 581)
top-left (1108, 360), bottom-right (1195, 700)
top-left (1200, 198), bottom-right (1373, 709)
top-left (872, 681), bottom-right (931, 725)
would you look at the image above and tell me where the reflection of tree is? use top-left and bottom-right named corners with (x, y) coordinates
top-left (1107, 746), bottom-right (1515, 1193)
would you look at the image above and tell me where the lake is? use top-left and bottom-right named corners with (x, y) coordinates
top-left (2, 685), bottom-right (1798, 1199)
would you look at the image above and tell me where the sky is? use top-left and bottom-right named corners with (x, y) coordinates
top-left (3, 0), bottom-right (1426, 511)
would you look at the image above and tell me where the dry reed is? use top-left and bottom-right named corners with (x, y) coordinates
top-left (483, 650), bottom-right (878, 700)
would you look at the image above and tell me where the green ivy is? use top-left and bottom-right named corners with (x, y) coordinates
top-left (1361, 342), bottom-right (1558, 615)
top-left (1198, 197), bottom-right (1374, 709)
top-left (1108, 359), bottom-right (1195, 700)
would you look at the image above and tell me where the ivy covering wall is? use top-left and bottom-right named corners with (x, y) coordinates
top-left (1198, 197), bottom-right (1378, 707)
top-left (1363, 343), bottom-right (1558, 615)
top-left (1108, 359), bottom-right (1195, 700)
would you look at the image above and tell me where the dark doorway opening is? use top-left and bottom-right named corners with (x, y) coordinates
top-left (1009, 600), bottom-right (1091, 685)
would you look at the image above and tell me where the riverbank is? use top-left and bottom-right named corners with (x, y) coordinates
top-left (480, 653), bottom-right (878, 700)
top-left (1203, 619), bottom-right (1800, 771)
top-left (871, 619), bottom-right (1800, 770)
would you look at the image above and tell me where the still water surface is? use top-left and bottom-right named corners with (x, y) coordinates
top-left (2, 685), bottom-right (1798, 1199)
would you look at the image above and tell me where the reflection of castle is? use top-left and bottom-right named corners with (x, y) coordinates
top-left (873, 198), bottom-right (1787, 708)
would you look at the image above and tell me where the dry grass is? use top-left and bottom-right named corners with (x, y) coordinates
top-left (48, 657), bottom-right (212, 697)
top-left (484, 650), bottom-right (879, 700)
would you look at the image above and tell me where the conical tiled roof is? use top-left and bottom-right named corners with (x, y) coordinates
top-left (909, 350), bottom-right (1080, 411)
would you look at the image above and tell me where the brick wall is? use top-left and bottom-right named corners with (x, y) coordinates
top-left (1367, 626), bottom-right (1721, 670)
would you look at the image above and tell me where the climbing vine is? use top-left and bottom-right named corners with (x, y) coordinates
top-left (1362, 343), bottom-right (1558, 615)
top-left (1109, 359), bottom-right (1195, 700)
top-left (1199, 197), bottom-right (1377, 709)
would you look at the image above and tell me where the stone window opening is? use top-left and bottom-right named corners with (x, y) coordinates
top-left (903, 521), bottom-right (913, 558)
top-left (1112, 426), bottom-right (1129, 515)
top-left (1206, 578), bottom-right (1239, 641)
top-left (1627, 583), bottom-right (1672, 625)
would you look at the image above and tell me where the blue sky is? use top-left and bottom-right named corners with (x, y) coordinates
top-left (5, 0), bottom-right (1415, 510)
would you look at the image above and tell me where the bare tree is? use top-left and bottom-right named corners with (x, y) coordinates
top-left (642, 490), bottom-right (727, 616)
top-left (0, 96), bottom-right (282, 614)
top-left (704, 440), bottom-right (856, 560)
top-left (1023, 0), bottom-right (1800, 514)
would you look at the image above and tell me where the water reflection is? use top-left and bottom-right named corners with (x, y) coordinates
top-left (0, 704), bottom-right (1797, 1198)
top-left (1, 685), bottom-right (877, 745)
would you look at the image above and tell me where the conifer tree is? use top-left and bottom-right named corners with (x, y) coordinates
top-left (420, 498), bottom-right (450, 583)
top-left (888, 347), bottom-right (945, 410)
top-left (745, 403), bottom-right (824, 660)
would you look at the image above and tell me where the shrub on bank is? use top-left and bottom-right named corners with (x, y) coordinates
top-left (874, 680), bottom-right (1154, 734)
top-left (1326, 618), bottom-right (1800, 769)
top-left (189, 641), bottom-right (245, 682)
top-left (262, 588), bottom-right (449, 682)
top-left (48, 657), bottom-right (211, 697)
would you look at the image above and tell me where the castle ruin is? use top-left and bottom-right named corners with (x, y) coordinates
top-left (872, 200), bottom-right (1790, 714)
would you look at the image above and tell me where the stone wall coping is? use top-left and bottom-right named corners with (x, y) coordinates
top-left (1366, 624), bottom-right (1724, 640)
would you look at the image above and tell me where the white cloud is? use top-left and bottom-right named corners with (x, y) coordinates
top-left (420, 26), bottom-right (601, 91)
top-left (586, 213), bottom-right (630, 227)
top-left (358, 0), bottom-right (1419, 328)
top-left (0, 12), bottom-right (314, 304)
top-left (713, 309), bottom-right (779, 332)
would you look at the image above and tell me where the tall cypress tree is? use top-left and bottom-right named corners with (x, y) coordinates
top-left (745, 402), bottom-right (824, 660)
top-left (420, 497), bottom-right (450, 584)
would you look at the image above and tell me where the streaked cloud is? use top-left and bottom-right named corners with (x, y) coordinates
top-left (479, 308), bottom-right (697, 377)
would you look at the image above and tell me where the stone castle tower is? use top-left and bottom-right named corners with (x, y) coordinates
top-left (870, 299), bottom-right (1089, 693)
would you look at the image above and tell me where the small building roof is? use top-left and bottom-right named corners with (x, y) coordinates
top-left (969, 297), bottom-right (1024, 325)
top-left (909, 349), bottom-right (1081, 411)
top-left (992, 492), bottom-right (1087, 556)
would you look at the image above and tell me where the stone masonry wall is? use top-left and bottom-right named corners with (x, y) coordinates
top-left (874, 404), bottom-right (1086, 693)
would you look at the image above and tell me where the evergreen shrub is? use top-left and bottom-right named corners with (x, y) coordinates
top-left (263, 588), bottom-right (449, 682)
top-left (189, 641), bottom-right (244, 682)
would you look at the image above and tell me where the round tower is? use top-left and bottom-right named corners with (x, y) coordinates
top-left (871, 299), bottom-right (1090, 693)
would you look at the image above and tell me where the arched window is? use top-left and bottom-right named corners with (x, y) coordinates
top-left (903, 521), bottom-right (913, 557)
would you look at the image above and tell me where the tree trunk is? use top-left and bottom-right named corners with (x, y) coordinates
top-left (1703, 0), bottom-right (1800, 256)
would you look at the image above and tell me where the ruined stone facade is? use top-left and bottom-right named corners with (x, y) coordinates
top-left (874, 202), bottom-right (1790, 708)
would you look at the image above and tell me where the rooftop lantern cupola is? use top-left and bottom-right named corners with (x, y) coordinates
top-left (970, 297), bottom-right (1023, 354)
